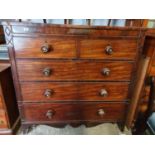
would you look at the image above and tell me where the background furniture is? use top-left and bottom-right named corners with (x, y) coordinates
top-left (0, 24), bottom-right (9, 63)
top-left (0, 64), bottom-right (19, 134)
top-left (132, 29), bottom-right (155, 134)
top-left (0, 19), bottom-right (145, 26)
top-left (0, 25), bottom-right (5, 44)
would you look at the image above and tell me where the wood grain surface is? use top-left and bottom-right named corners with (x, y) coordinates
top-left (22, 102), bottom-right (127, 122)
top-left (80, 39), bottom-right (138, 60)
top-left (13, 37), bottom-right (77, 58)
top-left (17, 60), bottom-right (134, 81)
top-left (20, 82), bottom-right (130, 102)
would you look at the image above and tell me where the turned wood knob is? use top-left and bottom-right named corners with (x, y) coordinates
top-left (46, 110), bottom-right (54, 119)
top-left (99, 89), bottom-right (108, 97)
top-left (44, 89), bottom-right (53, 97)
top-left (105, 45), bottom-right (113, 55)
top-left (101, 68), bottom-right (110, 76)
top-left (97, 109), bottom-right (105, 116)
top-left (43, 68), bottom-right (52, 76)
top-left (41, 43), bottom-right (51, 53)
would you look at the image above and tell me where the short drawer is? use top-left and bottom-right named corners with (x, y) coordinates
top-left (17, 60), bottom-right (133, 81)
top-left (22, 102), bottom-right (127, 122)
top-left (20, 82), bottom-right (130, 102)
top-left (0, 110), bottom-right (8, 128)
top-left (13, 37), bottom-right (77, 58)
top-left (80, 39), bottom-right (138, 60)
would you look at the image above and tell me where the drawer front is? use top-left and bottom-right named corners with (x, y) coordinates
top-left (17, 60), bottom-right (133, 81)
top-left (20, 82), bottom-right (130, 102)
top-left (0, 110), bottom-right (8, 128)
top-left (22, 103), bottom-right (127, 122)
top-left (80, 39), bottom-right (138, 60)
top-left (13, 37), bottom-right (77, 58)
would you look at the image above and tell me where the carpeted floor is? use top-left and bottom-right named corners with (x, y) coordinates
top-left (19, 123), bottom-right (131, 135)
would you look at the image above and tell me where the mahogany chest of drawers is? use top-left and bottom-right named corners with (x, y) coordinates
top-left (3, 22), bottom-right (146, 132)
top-left (0, 64), bottom-right (19, 134)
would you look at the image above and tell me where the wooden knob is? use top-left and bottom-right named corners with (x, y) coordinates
top-left (46, 110), bottom-right (54, 119)
top-left (44, 89), bottom-right (53, 97)
top-left (41, 43), bottom-right (51, 53)
top-left (43, 68), bottom-right (52, 76)
top-left (99, 89), bottom-right (108, 97)
top-left (101, 68), bottom-right (110, 76)
top-left (105, 45), bottom-right (113, 55)
top-left (97, 109), bottom-right (105, 116)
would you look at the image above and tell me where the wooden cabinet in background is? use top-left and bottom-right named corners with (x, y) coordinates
top-left (132, 29), bottom-right (155, 134)
top-left (0, 64), bottom-right (20, 134)
top-left (0, 25), bottom-right (5, 44)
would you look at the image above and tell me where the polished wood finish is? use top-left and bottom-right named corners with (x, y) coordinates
top-left (20, 82), bottom-right (130, 102)
top-left (126, 56), bottom-right (150, 128)
top-left (2, 22), bottom-right (146, 132)
top-left (17, 60), bottom-right (133, 81)
top-left (80, 39), bottom-right (138, 60)
top-left (10, 23), bottom-right (141, 36)
top-left (14, 37), bottom-right (77, 58)
top-left (0, 64), bottom-right (20, 134)
top-left (22, 102), bottom-right (127, 123)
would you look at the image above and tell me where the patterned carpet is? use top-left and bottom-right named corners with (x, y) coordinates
top-left (20, 123), bottom-right (131, 135)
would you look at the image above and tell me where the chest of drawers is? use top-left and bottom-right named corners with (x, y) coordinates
top-left (3, 22), bottom-right (146, 132)
top-left (0, 64), bottom-right (19, 134)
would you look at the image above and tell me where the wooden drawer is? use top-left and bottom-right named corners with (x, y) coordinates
top-left (0, 110), bottom-right (8, 128)
top-left (17, 60), bottom-right (133, 81)
top-left (80, 39), bottom-right (138, 60)
top-left (20, 82), bottom-right (130, 102)
top-left (22, 102), bottom-right (127, 122)
top-left (13, 37), bottom-right (77, 58)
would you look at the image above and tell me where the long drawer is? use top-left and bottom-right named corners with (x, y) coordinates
top-left (20, 82), bottom-right (130, 102)
top-left (21, 102), bottom-right (127, 122)
top-left (17, 60), bottom-right (134, 81)
top-left (13, 37), bottom-right (77, 58)
top-left (80, 39), bottom-right (138, 60)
